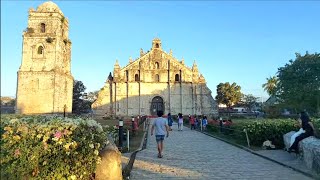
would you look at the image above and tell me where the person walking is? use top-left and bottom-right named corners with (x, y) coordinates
top-left (151, 111), bottom-right (169, 158)
top-left (167, 113), bottom-right (173, 131)
top-left (178, 113), bottom-right (184, 131)
top-left (202, 116), bottom-right (208, 131)
top-left (190, 115), bottom-right (195, 130)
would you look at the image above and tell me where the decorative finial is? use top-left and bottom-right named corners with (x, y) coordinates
top-left (140, 48), bottom-right (144, 57)
top-left (129, 56), bottom-right (133, 63)
top-left (169, 49), bottom-right (173, 56)
top-left (181, 57), bottom-right (184, 64)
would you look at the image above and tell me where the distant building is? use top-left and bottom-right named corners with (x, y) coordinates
top-left (92, 38), bottom-right (218, 116)
top-left (16, 1), bottom-right (73, 114)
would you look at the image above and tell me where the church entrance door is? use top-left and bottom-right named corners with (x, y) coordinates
top-left (151, 96), bottom-right (164, 116)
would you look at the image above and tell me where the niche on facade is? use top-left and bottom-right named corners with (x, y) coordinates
top-left (175, 74), bottom-right (180, 82)
top-left (135, 74), bottom-right (139, 82)
top-left (155, 74), bottom-right (160, 82)
top-left (40, 23), bottom-right (46, 33)
top-left (155, 62), bottom-right (159, 69)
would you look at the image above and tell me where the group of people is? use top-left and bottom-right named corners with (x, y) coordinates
top-left (151, 111), bottom-right (209, 158)
top-left (166, 113), bottom-right (208, 131)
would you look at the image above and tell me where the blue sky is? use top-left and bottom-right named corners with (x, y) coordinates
top-left (1, 1), bottom-right (320, 101)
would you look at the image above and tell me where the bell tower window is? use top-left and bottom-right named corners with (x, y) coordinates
top-left (155, 62), bottom-right (159, 69)
top-left (155, 43), bottom-right (159, 48)
top-left (40, 23), bottom-right (46, 33)
top-left (38, 46), bottom-right (44, 54)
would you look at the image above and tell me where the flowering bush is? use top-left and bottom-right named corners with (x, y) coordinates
top-left (243, 119), bottom-right (299, 148)
top-left (0, 115), bottom-right (112, 179)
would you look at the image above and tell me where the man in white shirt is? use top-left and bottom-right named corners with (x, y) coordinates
top-left (151, 111), bottom-right (169, 158)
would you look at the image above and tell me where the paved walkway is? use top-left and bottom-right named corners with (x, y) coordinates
top-left (130, 119), bottom-right (312, 180)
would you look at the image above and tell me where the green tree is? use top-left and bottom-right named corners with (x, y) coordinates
top-left (72, 80), bottom-right (88, 114)
top-left (276, 52), bottom-right (320, 114)
top-left (215, 82), bottom-right (242, 115)
top-left (242, 94), bottom-right (259, 111)
top-left (262, 76), bottom-right (278, 96)
top-left (85, 91), bottom-right (99, 103)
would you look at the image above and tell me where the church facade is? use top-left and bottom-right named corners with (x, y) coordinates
top-left (16, 1), bottom-right (73, 114)
top-left (92, 38), bottom-right (217, 116)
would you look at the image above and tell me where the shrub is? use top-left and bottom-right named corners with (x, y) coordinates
top-left (243, 119), bottom-right (299, 148)
top-left (0, 115), bottom-right (111, 179)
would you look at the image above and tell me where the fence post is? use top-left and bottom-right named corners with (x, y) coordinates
top-left (127, 129), bottom-right (130, 152)
top-left (118, 119), bottom-right (124, 151)
top-left (244, 129), bottom-right (250, 148)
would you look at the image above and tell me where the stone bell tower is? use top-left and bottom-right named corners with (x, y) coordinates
top-left (16, 1), bottom-right (73, 114)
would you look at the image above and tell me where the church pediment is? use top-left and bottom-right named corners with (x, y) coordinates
top-left (112, 38), bottom-right (204, 83)
top-left (119, 48), bottom-right (192, 73)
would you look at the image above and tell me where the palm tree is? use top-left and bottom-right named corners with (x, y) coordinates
top-left (262, 76), bottom-right (278, 96)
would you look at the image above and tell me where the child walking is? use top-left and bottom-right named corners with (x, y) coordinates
top-left (178, 113), bottom-right (183, 131)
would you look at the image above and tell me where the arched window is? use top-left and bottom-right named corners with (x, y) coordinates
top-left (155, 43), bottom-right (159, 48)
top-left (175, 74), bottom-right (180, 82)
top-left (155, 74), bottom-right (160, 82)
top-left (38, 46), bottom-right (44, 54)
top-left (155, 62), bottom-right (159, 69)
top-left (40, 23), bottom-right (46, 33)
top-left (135, 74), bottom-right (139, 82)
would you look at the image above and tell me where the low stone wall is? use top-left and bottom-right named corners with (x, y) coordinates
top-left (95, 141), bottom-right (122, 180)
top-left (283, 131), bottom-right (320, 174)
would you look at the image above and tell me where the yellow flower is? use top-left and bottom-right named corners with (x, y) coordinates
top-left (94, 150), bottom-right (99, 156)
top-left (64, 143), bottom-right (71, 151)
top-left (36, 134), bottom-right (43, 139)
top-left (71, 141), bottom-right (78, 148)
top-left (4, 126), bottom-right (13, 134)
top-left (13, 135), bottom-right (21, 141)
top-left (70, 175), bottom-right (76, 180)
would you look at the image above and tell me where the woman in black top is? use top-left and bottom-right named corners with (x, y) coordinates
top-left (288, 111), bottom-right (315, 153)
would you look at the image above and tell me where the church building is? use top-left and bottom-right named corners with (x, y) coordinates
top-left (92, 38), bottom-right (217, 116)
top-left (16, 1), bottom-right (73, 114)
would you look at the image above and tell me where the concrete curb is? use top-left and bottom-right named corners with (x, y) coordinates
top-left (122, 119), bottom-right (150, 179)
top-left (200, 131), bottom-right (315, 179)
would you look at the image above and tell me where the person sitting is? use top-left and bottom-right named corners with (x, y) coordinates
top-left (288, 111), bottom-right (315, 154)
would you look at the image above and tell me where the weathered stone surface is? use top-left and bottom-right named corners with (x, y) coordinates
top-left (300, 136), bottom-right (320, 173)
top-left (283, 131), bottom-right (320, 173)
top-left (283, 131), bottom-right (296, 150)
top-left (92, 38), bottom-right (218, 116)
top-left (16, 1), bottom-right (73, 114)
top-left (96, 142), bottom-right (122, 180)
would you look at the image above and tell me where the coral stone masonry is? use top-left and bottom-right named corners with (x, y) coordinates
top-left (92, 38), bottom-right (218, 116)
top-left (16, 1), bottom-right (73, 114)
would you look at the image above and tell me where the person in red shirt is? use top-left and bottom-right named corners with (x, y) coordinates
top-left (190, 116), bottom-right (195, 130)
